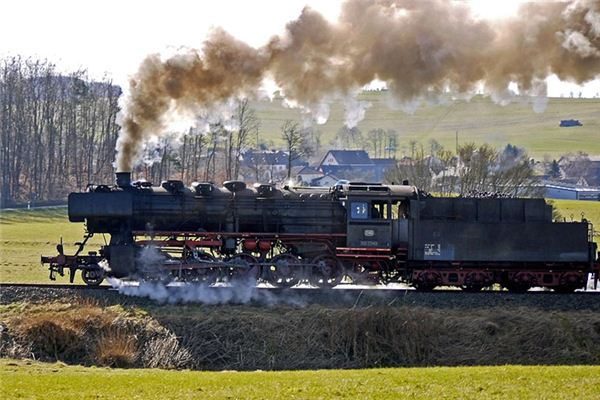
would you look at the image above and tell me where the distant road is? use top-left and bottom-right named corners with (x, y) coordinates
top-left (0, 204), bottom-right (66, 212)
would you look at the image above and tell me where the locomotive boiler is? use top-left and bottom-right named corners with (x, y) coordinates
top-left (42, 172), bottom-right (599, 292)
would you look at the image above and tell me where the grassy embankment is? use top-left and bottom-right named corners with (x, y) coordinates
top-left (252, 94), bottom-right (600, 158)
top-left (1, 200), bottom-right (599, 284)
top-left (1, 359), bottom-right (599, 400)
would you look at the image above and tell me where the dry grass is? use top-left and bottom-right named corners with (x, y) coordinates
top-left (94, 329), bottom-right (137, 367)
top-left (9, 303), bottom-right (114, 362)
top-left (1, 301), bottom-right (191, 369)
top-left (141, 332), bottom-right (192, 369)
top-left (153, 305), bottom-right (600, 370)
top-left (2, 302), bottom-right (600, 371)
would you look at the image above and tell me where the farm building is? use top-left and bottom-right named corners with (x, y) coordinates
top-left (544, 183), bottom-right (600, 201)
top-left (559, 119), bottom-right (583, 127)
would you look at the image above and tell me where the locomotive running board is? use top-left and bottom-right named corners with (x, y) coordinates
top-left (335, 247), bottom-right (393, 259)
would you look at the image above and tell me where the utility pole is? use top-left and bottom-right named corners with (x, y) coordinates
top-left (455, 131), bottom-right (458, 155)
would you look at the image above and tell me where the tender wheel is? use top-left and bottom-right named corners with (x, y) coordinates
top-left (310, 255), bottom-right (344, 288)
top-left (268, 254), bottom-right (300, 287)
top-left (81, 268), bottom-right (104, 286)
top-left (553, 285), bottom-right (578, 293)
top-left (412, 271), bottom-right (441, 291)
top-left (227, 253), bottom-right (259, 283)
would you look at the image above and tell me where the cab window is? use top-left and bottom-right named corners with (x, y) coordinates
top-left (371, 200), bottom-right (389, 219)
top-left (351, 202), bottom-right (368, 219)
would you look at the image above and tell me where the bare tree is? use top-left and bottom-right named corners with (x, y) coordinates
top-left (232, 99), bottom-right (259, 180)
top-left (457, 143), bottom-right (496, 194)
top-left (458, 143), bottom-right (539, 196)
top-left (429, 138), bottom-right (443, 156)
top-left (333, 126), bottom-right (362, 149)
top-left (385, 144), bottom-right (433, 191)
top-left (0, 56), bottom-right (120, 206)
top-left (367, 128), bottom-right (385, 158)
top-left (434, 149), bottom-right (458, 195)
top-left (281, 120), bottom-right (312, 180)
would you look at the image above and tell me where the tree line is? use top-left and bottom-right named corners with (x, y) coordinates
top-left (1, 56), bottom-right (120, 207)
top-left (385, 141), bottom-right (541, 197)
top-left (0, 57), bottom-right (267, 206)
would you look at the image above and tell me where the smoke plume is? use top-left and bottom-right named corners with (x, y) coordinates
top-left (116, 0), bottom-right (600, 171)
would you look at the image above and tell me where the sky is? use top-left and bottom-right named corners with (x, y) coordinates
top-left (1, 0), bottom-right (599, 97)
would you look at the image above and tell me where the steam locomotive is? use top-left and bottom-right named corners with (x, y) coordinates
top-left (42, 172), bottom-right (599, 292)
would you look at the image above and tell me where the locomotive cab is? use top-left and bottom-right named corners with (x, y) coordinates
top-left (339, 183), bottom-right (417, 251)
top-left (346, 197), bottom-right (393, 249)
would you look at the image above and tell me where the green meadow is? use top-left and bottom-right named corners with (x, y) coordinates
top-left (1, 359), bottom-right (599, 400)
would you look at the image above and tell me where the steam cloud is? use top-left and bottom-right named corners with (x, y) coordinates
top-left (116, 0), bottom-right (600, 171)
top-left (107, 277), bottom-right (308, 306)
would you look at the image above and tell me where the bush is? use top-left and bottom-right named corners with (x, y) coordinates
top-left (141, 332), bottom-right (192, 369)
top-left (94, 329), bottom-right (137, 368)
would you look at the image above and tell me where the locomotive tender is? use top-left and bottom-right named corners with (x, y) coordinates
top-left (42, 172), bottom-right (599, 292)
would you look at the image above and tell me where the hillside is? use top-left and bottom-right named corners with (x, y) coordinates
top-left (250, 94), bottom-right (600, 158)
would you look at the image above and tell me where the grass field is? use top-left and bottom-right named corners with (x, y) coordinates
top-left (1, 359), bottom-right (599, 399)
top-left (251, 94), bottom-right (600, 158)
top-left (551, 199), bottom-right (600, 228)
top-left (0, 207), bottom-right (104, 284)
top-left (1, 200), bottom-right (598, 284)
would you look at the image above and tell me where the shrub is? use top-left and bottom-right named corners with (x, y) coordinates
top-left (94, 329), bottom-right (137, 368)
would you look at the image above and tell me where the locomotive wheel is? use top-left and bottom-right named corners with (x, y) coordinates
top-left (227, 253), bottom-right (259, 283)
top-left (345, 261), bottom-right (387, 285)
top-left (183, 252), bottom-right (218, 284)
top-left (504, 283), bottom-right (530, 293)
top-left (81, 268), bottom-right (104, 286)
top-left (268, 254), bottom-right (300, 287)
top-left (461, 285), bottom-right (484, 292)
top-left (413, 283), bottom-right (436, 292)
top-left (310, 255), bottom-right (344, 288)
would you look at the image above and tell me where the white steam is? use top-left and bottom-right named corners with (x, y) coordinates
top-left (343, 97), bottom-right (372, 128)
top-left (107, 276), bottom-right (307, 306)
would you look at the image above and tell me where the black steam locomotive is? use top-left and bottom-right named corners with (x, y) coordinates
top-left (42, 172), bottom-right (599, 292)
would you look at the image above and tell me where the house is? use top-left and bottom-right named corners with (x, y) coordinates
top-left (240, 149), bottom-right (308, 182)
top-left (319, 150), bottom-right (375, 182)
top-left (292, 166), bottom-right (323, 185)
top-left (320, 150), bottom-right (373, 167)
top-left (311, 174), bottom-right (340, 187)
top-left (557, 155), bottom-right (600, 187)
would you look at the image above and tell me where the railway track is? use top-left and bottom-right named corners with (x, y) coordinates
top-left (0, 283), bottom-right (111, 290)
top-left (1, 282), bottom-right (598, 294)
top-left (2, 282), bottom-right (598, 311)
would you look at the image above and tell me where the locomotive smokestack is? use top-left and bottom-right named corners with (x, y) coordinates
top-left (116, 172), bottom-right (132, 188)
